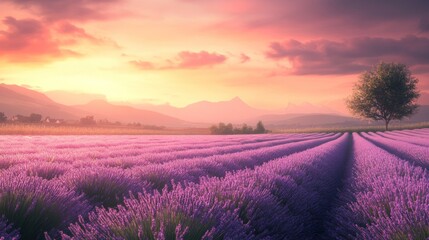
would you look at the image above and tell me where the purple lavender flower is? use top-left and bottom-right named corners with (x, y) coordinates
top-left (0, 173), bottom-right (90, 240)
top-left (59, 167), bottom-right (150, 208)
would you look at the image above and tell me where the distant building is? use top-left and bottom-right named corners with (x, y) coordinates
top-left (44, 117), bottom-right (64, 124)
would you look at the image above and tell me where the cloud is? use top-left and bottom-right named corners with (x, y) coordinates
top-left (266, 35), bottom-right (429, 75)
top-left (131, 51), bottom-right (227, 70)
top-left (6, 0), bottom-right (123, 21)
top-left (130, 60), bottom-right (156, 70)
top-left (175, 51), bottom-right (227, 68)
top-left (56, 22), bottom-right (103, 44)
top-left (0, 17), bottom-right (79, 62)
top-left (193, 0), bottom-right (429, 37)
top-left (240, 53), bottom-right (250, 63)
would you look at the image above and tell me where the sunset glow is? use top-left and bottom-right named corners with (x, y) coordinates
top-left (1, 0), bottom-right (429, 110)
top-left (1, 2), bottom-right (429, 238)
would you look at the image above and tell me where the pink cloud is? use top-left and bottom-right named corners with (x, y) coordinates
top-left (187, 0), bottom-right (429, 39)
top-left (266, 36), bottom-right (429, 75)
top-left (0, 17), bottom-right (79, 62)
top-left (131, 51), bottom-right (227, 70)
top-left (129, 60), bottom-right (156, 70)
top-left (5, 0), bottom-right (123, 21)
top-left (56, 22), bottom-right (103, 44)
top-left (176, 51), bottom-right (227, 68)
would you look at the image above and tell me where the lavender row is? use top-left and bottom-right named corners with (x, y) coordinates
top-left (50, 133), bottom-right (340, 209)
top-left (1, 133), bottom-right (332, 172)
top-left (361, 132), bottom-right (429, 169)
top-left (90, 133), bottom-right (333, 169)
top-left (388, 129), bottom-right (429, 139)
top-left (0, 135), bottom-right (238, 158)
top-left (0, 133), bottom-right (339, 222)
top-left (327, 133), bottom-right (429, 239)
top-left (0, 136), bottom-right (244, 157)
top-left (129, 133), bottom-right (341, 191)
top-left (0, 134), bottom-right (327, 169)
top-left (61, 134), bottom-right (350, 239)
top-left (375, 131), bottom-right (429, 147)
top-left (0, 133), bottom-right (338, 239)
top-left (0, 134), bottom-right (291, 154)
top-left (3, 130), bottom-right (428, 239)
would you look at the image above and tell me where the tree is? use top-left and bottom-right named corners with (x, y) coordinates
top-left (15, 115), bottom-right (29, 123)
top-left (254, 121), bottom-right (266, 134)
top-left (241, 124), bottom-right (253, 134)
top-left (0, 112), bottom-right (6, 122)
top-left (80, 116), bottom-right (96, 125)
top-left (210, 125), bottom-right (219, 134)
top-left (224, 123), bottom-right (233, 134)
top-left (29, 113), bottom-right (42, 123)
top-left (347, 62), bottom-right (420, 130)
top-left (210, 121), bottom-right (268, 135)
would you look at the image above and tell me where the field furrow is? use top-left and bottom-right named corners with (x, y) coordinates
top-left (326, 133), bottom-right (429, 240)
top-left (375, 131), bottom-right (429, 147)
top-left (0, 133), bottom-right (331, 170)
top-left (129, 133), bottom-right (341, 191)
top-left (361, 132), bottom-right (429, 169)
top-left (62, 133), bottom-right (350, 239)
top-left (0, 129), bottom-right (428, 240)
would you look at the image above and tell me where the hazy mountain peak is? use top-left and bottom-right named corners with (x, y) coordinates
top-left (0, 84), bottom-right (82, 119)
top-left (0, 84), bottom-right (55, 105)
top-left (2, 84), bottom-right (428, 127)
top-left (187, 97), bottom-right (246, 107)
top-left (230, 96), bottom-right (244, 103)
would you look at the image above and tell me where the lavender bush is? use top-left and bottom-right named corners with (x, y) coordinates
top-left (0, 174), bottom-right (90, 240)
top-left (59, 167), bottom-right (150, 208)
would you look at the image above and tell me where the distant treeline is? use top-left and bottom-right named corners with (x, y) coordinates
top-left (0, 112), bottom-right (165, 130)
top-left (210, 121), bottom-right (268, 135)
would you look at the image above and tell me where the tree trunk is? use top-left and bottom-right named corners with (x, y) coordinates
top-left (385, 120), bottom-right (389, 131)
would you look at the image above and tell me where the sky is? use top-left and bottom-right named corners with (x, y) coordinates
top-left (1, 0), bottom-right (429, 110)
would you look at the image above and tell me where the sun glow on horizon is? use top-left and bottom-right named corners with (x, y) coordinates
top-left (1, 0), bottom-right (428, 111)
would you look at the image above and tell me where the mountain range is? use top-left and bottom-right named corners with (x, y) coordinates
top-left (136, 97), bottom-right (273, 124)
top-left (0, 84), bottom-right (82, 120)
top-left (74, 100), bottom-right (188, 127)
top-left (0, 84), bottom-right (186, 127)
top-left (1, 84), bottom-right (428, 129)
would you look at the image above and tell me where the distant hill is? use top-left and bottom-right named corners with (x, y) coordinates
top-left (74, 100), bottom-right (189, 127)
top-left (137, 97), bottom-right (274, 124)
top-left (2, 84), bottom-right (428, 128)
top-left (254, 106), bottom-right (429, 129)
top-left (45, 90), bottom-right (107, 105)
top-left (0, 84), bottom-right (190, 127)
top-left (0, 84), bottom-right (84, 119)
top-left (249, 113), bottom-right (362, 129)
top-left (403, 105), bottom-right (429, 122)
top-left (284, 102), bottom-right (340, 115)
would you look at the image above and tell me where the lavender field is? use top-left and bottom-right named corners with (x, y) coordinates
top-left (0, 129), bottom-right (428, 240)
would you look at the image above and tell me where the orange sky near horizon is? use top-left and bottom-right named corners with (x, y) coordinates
top-left (1, 0), bottom-right (429, 111)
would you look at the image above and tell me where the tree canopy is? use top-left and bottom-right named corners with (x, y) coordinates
top-left (210, 121), bottom-right (267, 135)
top-left (0, 112), bottom-right (6, 122)
top-left (347, 62), bottom-right (420, 130)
